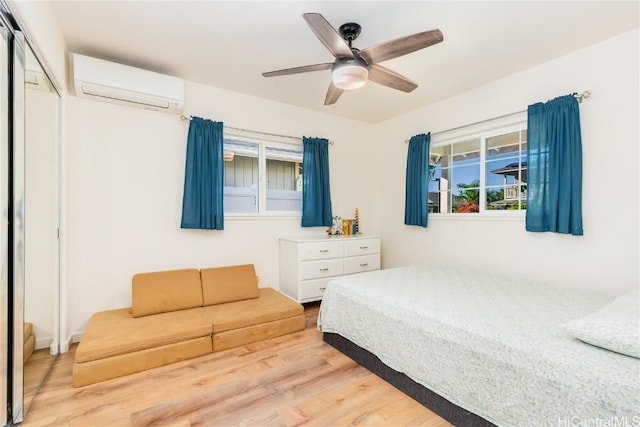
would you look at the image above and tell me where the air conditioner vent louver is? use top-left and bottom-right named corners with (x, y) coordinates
top-left (72, 53), bottom-right (184, 113)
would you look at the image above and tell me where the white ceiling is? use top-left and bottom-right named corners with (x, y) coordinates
top-left (49, 1), bottom-right (639, 123)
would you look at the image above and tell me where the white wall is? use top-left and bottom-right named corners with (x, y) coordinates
top-left (64, 83), bottom-right (379, 341)
top-left (375, 29), bottom-right (639, 295)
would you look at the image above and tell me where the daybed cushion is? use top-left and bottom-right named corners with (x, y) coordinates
top-left (73, 336), bottom-right (212, 387)
top-left (132, 268), bottom-right (203, 317)
top-left (213, 316), bottom-right (306, 352)
top-left (24, 322), bottom-right (35, 363)
top-left (75, 307), bottom-right (212, 363)
top-left (24, 322), bottom-right (33, 341)
top-left (203, 287), bottom-right (303, 333)
top-left (24, 334), bottom-right (35, 363)
top-left (561, 290), bottom-right (640, 358)
top-left (200, 264), bottom-right (259, 306)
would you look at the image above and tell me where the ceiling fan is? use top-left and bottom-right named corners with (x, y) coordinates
top-left (262, 13), bottom-right (443, 105)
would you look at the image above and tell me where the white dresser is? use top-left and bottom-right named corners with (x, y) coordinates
top-left (279, 235), bottom-right (381, 303)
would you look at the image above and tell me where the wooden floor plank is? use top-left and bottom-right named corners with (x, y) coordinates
top-left (23, 303), bottom-right (451, 427)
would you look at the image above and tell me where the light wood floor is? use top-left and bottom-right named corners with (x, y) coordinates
top-left (24, 347), bottom-right (57, 414)
top-left (23, 303), bottom-right (452, 427)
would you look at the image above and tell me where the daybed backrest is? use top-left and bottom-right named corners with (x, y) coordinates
top-left (200, 264), bottom-right (259, 306)
top-left (131, 268), bottom-right (203, 317)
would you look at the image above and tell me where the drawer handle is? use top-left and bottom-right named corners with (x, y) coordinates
top-left (359, 246), bottom-right (369, 249)
top-left (319, 249), bottom-right (329, 253)
top-left (320, 268), bottom-right (330, 272)
top-left (319, 287), bottom-right (327, 291)
top-left (360, 263), bottom-right (369, 267)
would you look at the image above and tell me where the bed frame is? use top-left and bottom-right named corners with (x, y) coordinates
top-left (323, 332), bottom-right (496, 427)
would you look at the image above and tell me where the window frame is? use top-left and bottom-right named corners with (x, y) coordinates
top-left (223, 133), bottom-right (303, 219)
top-left (429, 120), bottom-right (528, 218)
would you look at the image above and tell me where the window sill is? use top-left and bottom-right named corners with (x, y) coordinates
top-left (225, 212), bottom-right (302, 221)
top-left (429, 212), bottom-right (525, 222)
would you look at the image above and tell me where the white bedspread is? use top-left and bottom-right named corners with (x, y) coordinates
top-left (318, 266), bottom-right (640, 427)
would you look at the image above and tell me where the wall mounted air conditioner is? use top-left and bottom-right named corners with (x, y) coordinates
top-left (72, 53), bottom-right (184, 113)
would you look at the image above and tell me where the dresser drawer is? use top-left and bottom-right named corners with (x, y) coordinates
top-left (279, 235), bottom-right (381, 303)
top-left (299, 278), bottom-right (332, 301)
top-left (344, 254), bottom-right (380, 275)
top-left (344, 238), bottom-right (380, 257)
top-left (299, 241), bottom-right (344, 261)
top-left (300, 258), bottom-right (344, 280)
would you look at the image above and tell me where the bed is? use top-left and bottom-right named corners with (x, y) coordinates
top-left (318, 265), bottom-right (640, 426)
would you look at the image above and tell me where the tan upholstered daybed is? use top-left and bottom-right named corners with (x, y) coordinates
top-left (24, 322), bottom-right (35, 363)
top-left (73, 264), bottom-right (305, 387)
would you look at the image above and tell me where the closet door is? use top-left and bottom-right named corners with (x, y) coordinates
top-left (10, 31), bottom-right (25, 424)
top-left (0, 24), bottom-right (9, 427)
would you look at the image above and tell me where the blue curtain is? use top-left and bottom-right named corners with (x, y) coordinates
top-left (526, 94), bottom-right (583, 235)
top-left (405, 133), bottom-right (430, 227)
top-left (180, 117), bottom-right (224, 230)
top-left (301, 137), bottom-right (332, 227)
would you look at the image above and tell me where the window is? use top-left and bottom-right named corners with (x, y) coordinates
top-left (428, 124), bottom-right (527, 214)
top-left (223, 138), bottom-right (303, 214)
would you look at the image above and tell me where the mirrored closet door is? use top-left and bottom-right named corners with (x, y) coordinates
top-left (11, 24), bottom-right (26, 424)
top-left (0, 2), bottom-right (61, 424)
top-left (0, 21), bottom-right (10, 427)
top-left (22, 41), bottom-right (60, 419)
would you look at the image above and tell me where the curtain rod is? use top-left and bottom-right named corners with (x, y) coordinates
top-left (404, 90), bottom-right (591, 142)
top-left (180, 115), bottom-right (334, 145)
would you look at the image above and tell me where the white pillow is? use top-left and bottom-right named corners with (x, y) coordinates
top-left (561, 290), bottom-right (640, 359)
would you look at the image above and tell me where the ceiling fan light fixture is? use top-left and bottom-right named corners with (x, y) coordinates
top-left (262, 13), bottom-right (444, 104)
top-left (331, 63), bottom-right (368, 90)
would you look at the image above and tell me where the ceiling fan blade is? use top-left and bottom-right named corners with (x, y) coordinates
top-left (359, 29), bottom-right (443, 64)
top-left (324, 82), bottom-right (344, 105)
top-left (303, 13), bottom-right (354, 59)
top-left (262, 63), bottom-right (333, 78)
top-left (368, 64), bottom-right (418, 93)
